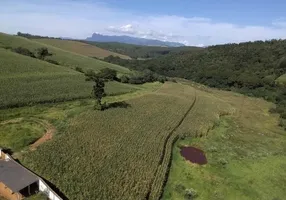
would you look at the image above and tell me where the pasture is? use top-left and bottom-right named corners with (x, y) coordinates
top-left (34, 39), bottom-right (131, 59)
top-left (163, 84), bottom-right (286, 200)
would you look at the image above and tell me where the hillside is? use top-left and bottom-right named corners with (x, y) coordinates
top-left (104, 39), bottom-right (286, 129)
top-left (0, 33), bottom-right (131, 74)
top-left (34, 39), bottom-right (131, 59)
top-left (83, 41), bottom-right (202, 59)
top-left (0, 33), bottom-right (138, 108)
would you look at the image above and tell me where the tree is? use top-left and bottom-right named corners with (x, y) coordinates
top-left (36, 47), bottom-right (52, 60)
top-left (92, 77), bottom-right (105, 110)
top-left (85, 69), bottom-right (118, 110)
top-left (97, 68), bottom-right (118, 81)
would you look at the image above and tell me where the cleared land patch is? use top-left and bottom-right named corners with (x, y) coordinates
top-left (34, 39), bottom-right (131, 59)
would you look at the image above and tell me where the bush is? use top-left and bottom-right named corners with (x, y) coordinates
top-left (46, 59), bottom-right (59, 65)
top-left (97, 68), bottom-right (118, 81)
top-left (12, 47), bottom-right (35, 58)
top-left (120, 75), bottom-right (129, 83)
top-left (184, 188), bottom-right (198, 200)
top-left (36, 47), bottom-right (52, 59)
top-left (75, 67), bottom-right (84, 73)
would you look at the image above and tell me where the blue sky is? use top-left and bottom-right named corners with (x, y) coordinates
top-left (1, 0), bottom-right (286, 46)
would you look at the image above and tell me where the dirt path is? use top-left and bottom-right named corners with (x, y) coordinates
top-left (29, 120), bottom-right (56, 151)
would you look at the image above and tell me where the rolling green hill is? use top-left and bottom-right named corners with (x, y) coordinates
top-left (82, 41), bottom-right (202, 59)
top-left (0, 33), bottom-right (139, 108)
top-left (34, 39), bottom-right (131, 59)
top-left (0, 33), bottom-right (131, 74)
top-left (104, 39), bottom-right (286, 130)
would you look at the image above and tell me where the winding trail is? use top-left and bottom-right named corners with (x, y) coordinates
top-left (29, 119), bottom-right (56, 151)
top-left (147, 89), bottom-right (197, 200)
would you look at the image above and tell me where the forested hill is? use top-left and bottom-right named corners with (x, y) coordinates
top-left (104, 39), bottom-right (286, 129)
top-left (82, 41), bottom-right (202, 59)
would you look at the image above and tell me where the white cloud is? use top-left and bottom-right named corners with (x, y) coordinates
top-left (0, 0), bottom-right (286, 46)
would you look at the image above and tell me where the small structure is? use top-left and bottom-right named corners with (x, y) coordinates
top-left (0, 149), bottom-right (62, 200)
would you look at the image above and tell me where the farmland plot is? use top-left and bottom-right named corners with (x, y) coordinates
top-left (34, 39), bottom-right (131, 59)
top-left (22, 83), bottom-right (197, 200)
top-left (0, 33), bottom-right (131, 74)
top-left (0, 48), bottom-right (139, 108)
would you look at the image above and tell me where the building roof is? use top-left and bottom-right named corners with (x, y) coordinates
top-left (0, 159), bottom-right (39, 192)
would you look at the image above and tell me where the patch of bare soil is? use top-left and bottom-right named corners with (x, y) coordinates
top-left (29, 119), bottom-right (56, 151)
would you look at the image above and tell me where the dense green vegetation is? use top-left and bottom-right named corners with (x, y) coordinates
top-left (104, 39), bottom-right (286, 129)
top-left (277, 73), bottom-right (286, 85)
top-left (83, 41), bottom-right (202, 59)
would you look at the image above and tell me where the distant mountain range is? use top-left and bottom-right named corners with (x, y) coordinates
top-left (86, 33), bottom-right (185, 47)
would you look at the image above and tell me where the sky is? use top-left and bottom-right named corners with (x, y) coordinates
top-left (1, 0), bottom-right (286, 46)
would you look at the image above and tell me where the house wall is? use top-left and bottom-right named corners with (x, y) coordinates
top-left (39, 179), bottom-right (62, 200)
top-left (0, 182), bottom-right (22, 200)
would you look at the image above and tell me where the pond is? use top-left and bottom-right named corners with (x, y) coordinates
top-left (180, 146), bottom-right (207, 165)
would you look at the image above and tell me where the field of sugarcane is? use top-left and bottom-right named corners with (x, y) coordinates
top-left (0, 33), bottom-right (131, 74)
top-left (21, 83), bottom-right (197, 200)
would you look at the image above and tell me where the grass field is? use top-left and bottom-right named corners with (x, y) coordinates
top-left (34, 39), bottom-right (131, 59)
top-left (0, 33), bottom-right (131, 74)
top-left (276, 73), bottom-right (286, 85)
top-left (163, 84), bottom-right (286, 200)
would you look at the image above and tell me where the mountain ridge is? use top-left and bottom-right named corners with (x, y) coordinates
top-left (86, 33), bottom-right (185, 47)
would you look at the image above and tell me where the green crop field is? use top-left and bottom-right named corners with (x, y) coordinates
top-left (0, 80), bottom-right (285, 200)
top-left (0, 48), bottom-right (138, 108)
top-left (0, 33), bottom-right (131, 74)
top-left (34, 39), bottom-right (131, 59)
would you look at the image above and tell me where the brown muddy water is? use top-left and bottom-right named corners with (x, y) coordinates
top-left (180, 146), bottom-right (207, 165)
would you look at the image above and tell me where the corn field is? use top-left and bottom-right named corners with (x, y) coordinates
top-left (22, 83), bottom-right (197, 200)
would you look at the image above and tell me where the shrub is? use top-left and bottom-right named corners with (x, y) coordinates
top-left (12, 47), bottom-right (35, 58)
top-left (184, 188), bottom-right (198, 200)
top-left (97, 68), bottom-right (118, 81)
top-left (46, 59), bottom-right (59, 65)
top-left (75, 67), bottom-right (84, 73)
top-left (36, 47), bottom-right (52, 59)
top-left (120, 75), bottom-right (129, 83)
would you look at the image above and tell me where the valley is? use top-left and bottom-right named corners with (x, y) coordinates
top-left (0, 33), bottom-right (285, 200)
